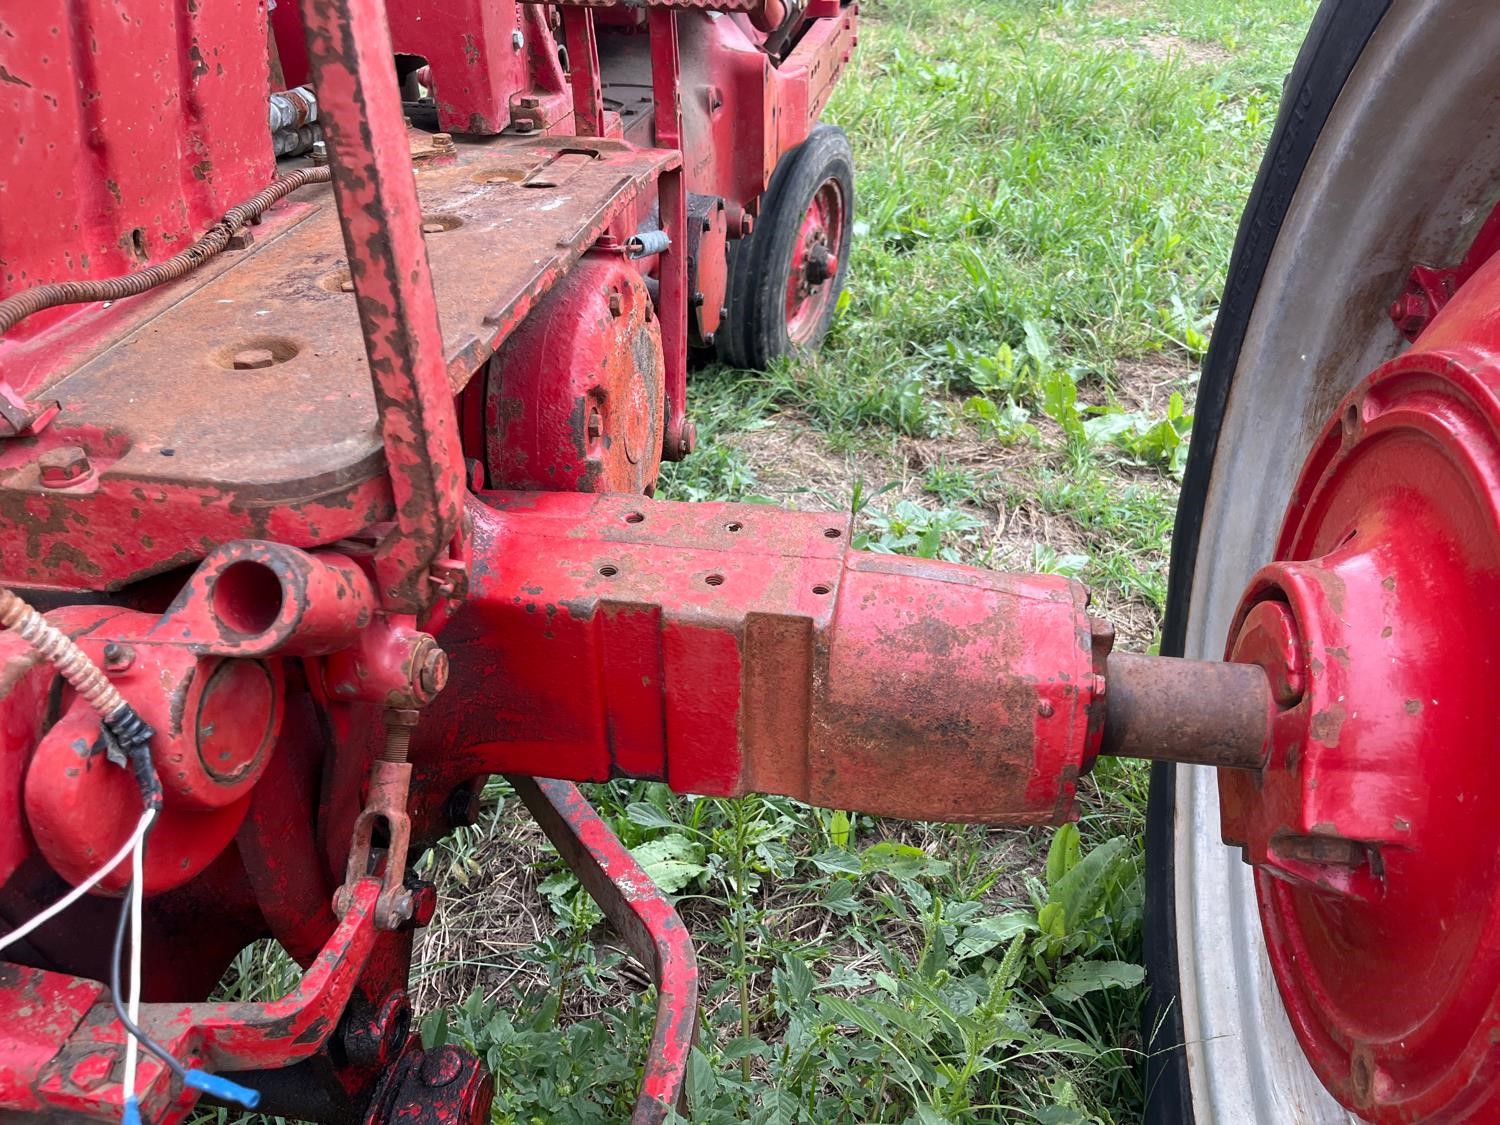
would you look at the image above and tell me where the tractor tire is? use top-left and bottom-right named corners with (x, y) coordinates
top-left (716, 124), bottom-right (854, 369)
top-left (1142, 1), bottom-right (1500, 1121)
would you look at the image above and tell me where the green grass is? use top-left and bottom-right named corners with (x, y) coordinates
top-left (409, 2), bottom-right (1318, 1122)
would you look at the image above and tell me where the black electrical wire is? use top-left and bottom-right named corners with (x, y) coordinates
top-left (110, 867), bottom-right (188, 1083)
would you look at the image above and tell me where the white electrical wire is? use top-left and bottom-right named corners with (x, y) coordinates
top-left (122, 828), bottom-right (148, 1102)
top-left (0, 807), bottom-right (156, 956)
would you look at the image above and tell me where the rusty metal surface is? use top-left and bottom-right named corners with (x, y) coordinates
top-left (511, 777), bottom-right (696, 1124)
top-left (300, 0), bottom-right (466, 612)
top-left (1099, 653), bottom-right (1272, 770)
top-left (412, 491), bottom-right (1103, 825)
top-left (485, 256), bottom-right (664, 493)
top-left (0, 136), bottom-right (677, 592)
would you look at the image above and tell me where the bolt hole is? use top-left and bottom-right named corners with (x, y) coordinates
top-left (726, 521), bottom-right (743, 533)
top-left (824, 527), bottom-right (841, 539)
top-left (599, 564), bottom-right (618, 577)
top-left (704, 573), bottom-right (725, 587)
top-left (214, 335), bottom-right (301, 370)
top-left (1342, 403), bottom-right (1360, 435)
top-left (624, 511), bottom-right (645, 524)
top-left (420, 213), bottom-right (464, 234)
top-left (320, 269), bottom-right (356, 293)
top-left (211, 560), bottom-right (285, 636)
top-left (812, 584), bottom-right (831, 595)
top-left (128, 228), bottom-right (148, 262)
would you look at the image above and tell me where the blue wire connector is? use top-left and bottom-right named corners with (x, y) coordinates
top-left (184, 1069), bottom-right (262, 1109)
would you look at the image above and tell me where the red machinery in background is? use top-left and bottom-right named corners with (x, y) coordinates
top-left (5, 1), bottom-right (1500, 1123)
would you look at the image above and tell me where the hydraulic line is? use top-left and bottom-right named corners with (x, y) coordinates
top-left (0, 167), bottom-right (333, 339)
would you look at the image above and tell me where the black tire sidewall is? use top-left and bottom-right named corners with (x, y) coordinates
top-left (717, 124), bottom-right (855, 369)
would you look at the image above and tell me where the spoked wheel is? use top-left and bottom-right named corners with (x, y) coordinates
top-left (716, 124), bottom-right (854, 369)
top-left (1147, 2), bottom-right (1500, 1122)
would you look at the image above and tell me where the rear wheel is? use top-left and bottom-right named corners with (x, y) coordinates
top-left (1146, 2), bottom-right (1500, 1121)
top-left (716, 124), bottom-right (854, 369)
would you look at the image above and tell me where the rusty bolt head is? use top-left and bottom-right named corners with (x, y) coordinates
top-left (739, 214), bottom-right (755, 238)
top-left (432, 132), bottom-right (454, 149)
top-left (39, 445), bottom-right (92, 488)
top-left (702, 331), bottom-right (715, 348)
top-left (419, 645), bottom-right (450, 697)
top-left (512, 120), bottom-right (535, 135)
top-left (339, 277), bottom-right (356, 293)
top-left (421, 1046), bottom-right (465, 1089)
top-left (587, 406), bottom-right (603, 443)
top-left (226, 229), bottom-right (255, 250)
top-left (518, 95), bottom-right (540, 109)
top-left (232, 347), bottom-right (277, 371)
top-left (680, 420), bottom-right (698, 456)
top-left (607, 290), bottom-right (624, 317)
top-left (310, 139), bottom-right (329, 164)
top-left (421, 220), bottom-right (446, 235)
top-left (511, 29), bottom-right (525, 49)
top-left (102, 642), bottom-right (135, 673)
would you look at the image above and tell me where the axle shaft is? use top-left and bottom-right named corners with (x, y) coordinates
top-left (1101, 652), bottom-right (1272, 770)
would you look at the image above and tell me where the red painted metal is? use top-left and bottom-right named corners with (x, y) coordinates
top-left (410, 492), bottom-right (1107, 823)
top-left (1219, 249), bottom-right (1500, 1123)
top-left (1389, 198), bottom-right (1500, 341)
top-left (0, 1), bottom-right (271, 353)
top-left (298, 0), bottom-right (467, 613)
top-left (784, 176), bottom-right (846, 345)
top-left (650, 10), bottom-right (693, 460)
top-left (563, 8), bottom-right (608, 138)
top-left (511, 777), bottom-right (697, 1123)
top-left (0, 136), bottom-right (675, 592)
top-left (485, 257), bottom-right (665, 493)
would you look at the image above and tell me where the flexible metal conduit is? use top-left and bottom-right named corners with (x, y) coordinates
top-left (0, 166), bottom-right (333, 339)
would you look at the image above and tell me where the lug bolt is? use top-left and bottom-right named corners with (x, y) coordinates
top-left (518, 95), bottom-right (540, 109)
top-left (232, 348), bottom-right (277, 371)
top-left (431, 132), bottom-right (454, 149)
top-left (608, 291), bottom-right (623, 317)
top-left (39, 445), bottom-right (92, 488)
top-left (587, 406), bottom-right (603, 443)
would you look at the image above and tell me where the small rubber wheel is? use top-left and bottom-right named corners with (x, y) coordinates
top-left (1143, 2), bottom-right (1500, 1121)
top-left (716, 124), bottom-right (854, 369)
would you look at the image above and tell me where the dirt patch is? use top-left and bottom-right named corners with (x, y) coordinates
top-left (1112, 354), bottom-right (1198, 415)
top-left (1104, 32), bottom-right (1232, 66)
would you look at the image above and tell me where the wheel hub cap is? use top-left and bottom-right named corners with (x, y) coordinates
top-left (1222, 256), bottom-right (1500, 1122)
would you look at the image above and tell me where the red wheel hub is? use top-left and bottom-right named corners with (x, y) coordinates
top-left (784, 179), bottom-right (845, 344)
top-left (1221, 253), bottom-right (1500, 1122)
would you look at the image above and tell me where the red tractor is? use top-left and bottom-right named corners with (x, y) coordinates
top-left (0, 1), bottom-right (1494, 1122)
